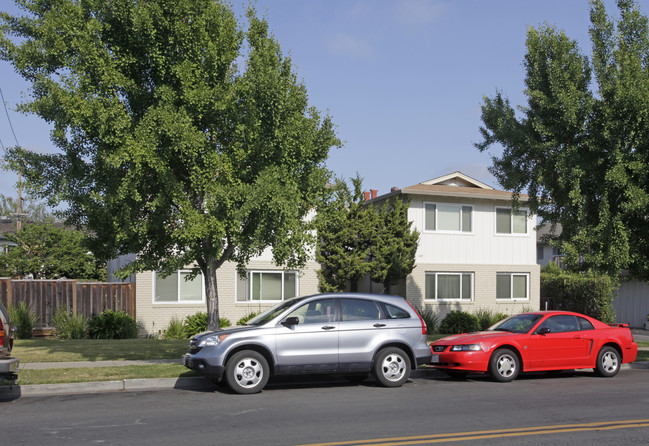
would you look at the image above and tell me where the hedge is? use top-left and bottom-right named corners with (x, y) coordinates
top-left (540, 272), bottom-right (616, 323)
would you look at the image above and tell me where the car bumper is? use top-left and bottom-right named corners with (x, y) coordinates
top-left (429, 350), bottom-right (490, 372)
top-left (0, 356), bottom-right (19, 378)
top-left (182, 354), bottom-right (225, 381)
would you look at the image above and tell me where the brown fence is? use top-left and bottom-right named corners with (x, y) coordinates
top-left (0, 278), bottom-right (135, 328)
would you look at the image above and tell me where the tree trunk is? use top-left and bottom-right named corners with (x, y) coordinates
top-left (204, 259), bottom-right (220, 331)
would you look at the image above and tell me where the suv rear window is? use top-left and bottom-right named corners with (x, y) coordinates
top-left (384, 303), bottom-right (411, 319)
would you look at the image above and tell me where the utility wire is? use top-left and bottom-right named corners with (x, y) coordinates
top-left (0, 86), bottom-right (21, 147)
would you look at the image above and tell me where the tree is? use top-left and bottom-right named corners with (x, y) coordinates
top-left (476, 0), bottom-right (649, 280)
top-left (0, 222), bottom-right (106, 280)
top-left (0, 193), bottom-right (54, 222)
top-left (368, 197), bottom-right (419, 294)
top-left (0, 0), bottom-right (340, 329)
top-left (316, 176), bottom-right (419, 294)
top-left (316, 176), bottom-right (375, 292)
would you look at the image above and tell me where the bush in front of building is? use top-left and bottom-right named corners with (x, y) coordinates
top-left (439, 310), bottom-right (480, 334)
top-left (88, 310), bottom-right (140, 339)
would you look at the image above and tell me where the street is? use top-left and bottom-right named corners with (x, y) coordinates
top-left (3, 368), bottom-right (649, 445)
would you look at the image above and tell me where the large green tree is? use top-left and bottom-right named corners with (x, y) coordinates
top-left (368, 197), bottom-right (419, 294)
top-left (316, 177), bottom-right (375, 292)
top-left (316, 177), bottom-right (418, 294)
top-left (0, 0), bottom-right (340, 329)
top-left (477, 0), bottom-right (649, 280)
top-left (0, 222), bottom-right (106, 280)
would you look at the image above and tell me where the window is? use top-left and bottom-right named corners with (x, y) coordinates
top-left (236, 271), bottom-right (298, 302)
top-left (496, 273), bottom-right (529, 300)
top-left (384, 303), bottom-right (411, 319)
top-left (154, 270), bottom-right (204, 303)
top-left (286, 299), bottom-right (335, 324)
top-left (496, 207), bottom-right (528, 234)
top-left (424, 203), bottom-right (472, 233)
top-left (425, 272), bottom-right (473, 301)
top-left (341, 299), bottom-right (380, 321)
top-left (536, 315), bottom-right (580, 333)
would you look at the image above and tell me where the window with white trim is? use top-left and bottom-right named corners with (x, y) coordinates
top-left (425, 272), bottom-right (473, 301)
top-left (496, 273), bottom-right (529, 300)
top-left (496, 207), bottom-right (528, 234)
top-left (424, 203), bottom-right (472, 233)
top-left (154, 270), bottom-right (204, 303)
top-left (236, 270), bottom-right (298, 302)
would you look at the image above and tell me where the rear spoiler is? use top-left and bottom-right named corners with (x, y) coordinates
top-left (608, 323), bottom-right (630, 328)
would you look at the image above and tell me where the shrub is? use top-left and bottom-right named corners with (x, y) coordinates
top-left (163, 316), bottom-right (187, 339)
top-left (236, 311), bottom-right (261, 326)
top-left (414, 306), bottom-right (439, 334)
top-left (473, 309), bottom-right (509, 330)
top-left (52, 307), bottom-right (88, 339)
top-left (8, 301), bottom-right (39, 339)
top-left (541, 271), bottom-right (616, 323)
top-left (88, 310), bottom-right (140, 339)
top-left (183, 312), bottom-right (232, 338)
top-left (439, 310), bottom-right (479, 334)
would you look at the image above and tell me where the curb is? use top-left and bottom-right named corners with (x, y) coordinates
top-left (0, 376), bottom-right (216, 399)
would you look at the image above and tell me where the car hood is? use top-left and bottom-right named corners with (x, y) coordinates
top-left (192, 325), bottom-right (259, 340)
top-left (433, 331), bottom-right (520, 344)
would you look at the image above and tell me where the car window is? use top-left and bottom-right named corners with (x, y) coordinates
top-left (491, 314), bottom-right (542, 333)
top-left (577, 317), bottom-right (594, 331)
top-left (537, 315), bottom-right (580, 333)
top-left (341, 299), bottom-right (380, 321)
top-left (383, 303), bottom-right (411, 319)
top-left (286, 299), bottom-right (336, 324)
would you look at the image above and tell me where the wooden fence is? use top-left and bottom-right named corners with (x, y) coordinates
top-left (0, 278), bottom-right (135, 328)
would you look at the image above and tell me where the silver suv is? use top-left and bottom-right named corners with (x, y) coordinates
top-left (0, 301), bottom-right (19, 382)
top-left (182, 293), bottom-right (431, 394)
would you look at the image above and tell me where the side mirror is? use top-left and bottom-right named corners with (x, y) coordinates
top-left (536, 327), bottom-right (551, 335)
top-left (281, 316), bottom-right (300, 327)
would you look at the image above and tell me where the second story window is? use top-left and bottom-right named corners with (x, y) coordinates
top-left (424, 203), bottom-right (472, 233)
top-left (496, 207), bottom-right (528, 234)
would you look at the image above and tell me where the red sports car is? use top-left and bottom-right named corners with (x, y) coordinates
top-left (429, 311), bottom-right (638, 382)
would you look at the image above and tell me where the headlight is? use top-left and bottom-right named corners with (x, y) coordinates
top-left (450, 344), bottom-right (482, 352)
top-left (198, 333), bottom-right (230, 347)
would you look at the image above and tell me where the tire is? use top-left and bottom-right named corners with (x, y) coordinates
top-left (488, 348), bottom-right (520, 382)
top-left (373, 347), bottom-right (411, 387)
top-left (225, 350), bottom-right (269, 394)
top-left (594, 346), bottom-right (621, 378)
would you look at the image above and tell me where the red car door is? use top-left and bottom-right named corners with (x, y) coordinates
top-left (527, 315), bottom-right (591, 369)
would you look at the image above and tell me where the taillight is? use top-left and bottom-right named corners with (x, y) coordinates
top-left (404, 300), bottom-right (427, 335)
top-left (0, 318), bottom-right (4, 347)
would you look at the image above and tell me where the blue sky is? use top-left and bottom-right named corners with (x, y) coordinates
top-left (0, 0), bottom-right (630, 204)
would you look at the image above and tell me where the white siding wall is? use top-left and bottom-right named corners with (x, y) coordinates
top-left (409, 198), bottom-right (537, 266)
top-left (614, 280), bottom-right (649, 328)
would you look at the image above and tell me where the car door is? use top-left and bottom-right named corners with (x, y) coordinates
top-left (274, 298), bottom-right (339, 374)
top-left (337, 298), bottom-right (388, 372)
top-left (527, 315), bottom-right (592, 368)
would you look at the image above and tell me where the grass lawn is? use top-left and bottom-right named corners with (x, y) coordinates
top-left (13, 338), bottom-right (189, 363)
top-left (16, 364), bottom-right (199, 385)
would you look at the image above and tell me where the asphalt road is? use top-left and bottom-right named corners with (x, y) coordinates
top-left (3, 368), bottom-right (649, 446)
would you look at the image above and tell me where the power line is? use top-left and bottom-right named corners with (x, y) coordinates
top-left (0, 86), bottom-right (21, 147)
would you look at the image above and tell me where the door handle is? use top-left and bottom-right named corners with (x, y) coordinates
top-left (322, 326), bottom-right (336, 330)
top-left (373, 323), bottom-right (386, 328)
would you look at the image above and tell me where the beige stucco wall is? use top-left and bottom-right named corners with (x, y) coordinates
top-left (406, 263), bottom-right (541, 320)
top-left (136, 260), bottom-right (321, 336)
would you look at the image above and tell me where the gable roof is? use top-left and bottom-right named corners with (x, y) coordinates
top-left (373, 172), bottom-right (529, 202)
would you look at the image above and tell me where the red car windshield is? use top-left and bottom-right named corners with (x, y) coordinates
top-left (490, 314), bottom-right (543, 334)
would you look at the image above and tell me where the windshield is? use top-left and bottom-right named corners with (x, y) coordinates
top-left (244, 295), bottom-right (312, 326)
top-left (489, 314), bottom-right (543, 334)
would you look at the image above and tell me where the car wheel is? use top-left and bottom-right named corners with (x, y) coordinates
top-left (594, 346), bottom-right (620, 377)
top-left (489, 348), bottom-right (519, 382)
top-left (373, 347), bottom-right (411, 387)
top-left (225, 350), bottom-right (269, 394)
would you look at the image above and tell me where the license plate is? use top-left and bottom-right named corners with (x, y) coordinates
top-left (431, 354), bottom-right (440, 363)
